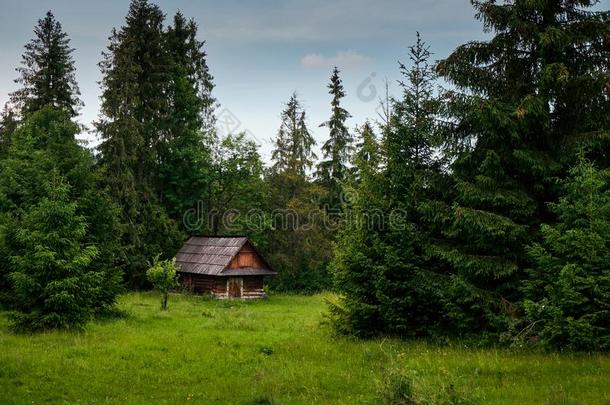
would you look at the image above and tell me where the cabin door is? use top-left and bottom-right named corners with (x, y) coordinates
top-left (228, 278), bottom-right (242, 298)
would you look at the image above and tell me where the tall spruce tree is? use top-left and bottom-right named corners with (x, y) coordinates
top-left (11, 11), bottom-right (82, 117)
top-left (267, 93), bottom-right (332, 291)
top-left (331, 34), bottom-right (449, 337)
top-left (96, 0), bottom-right (181, 287)
top-left (385, 32), bottom-right (443, 210)
top-left (271, 93), bottom-right (316, 179)
top-left (433, 0), bottom-right (610, 334)
top-left (1, 12), bottom-right (121, 314)
top-left (184, 19), bottom-right (216, 134)
top-left (160, 12), bottom-right (214, 223)
top-left (167, 11), bottom-right (216, 132)
top-left (317, 67), bottom-right (352, 209)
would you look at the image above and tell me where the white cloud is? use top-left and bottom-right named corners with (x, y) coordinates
top-left (301, 50), bottom-right (370, 69)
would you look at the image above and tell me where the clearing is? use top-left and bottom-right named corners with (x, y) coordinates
top-left (1, 293), bottom-right (608, 404)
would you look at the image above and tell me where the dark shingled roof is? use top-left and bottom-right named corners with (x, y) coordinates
top-left (175, 236), bottom-right (276, 276)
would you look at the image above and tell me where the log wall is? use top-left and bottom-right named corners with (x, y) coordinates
top-left (178, 273), bottom-right (266, 299)
top-left (242, 277), bottom-right (265, 299)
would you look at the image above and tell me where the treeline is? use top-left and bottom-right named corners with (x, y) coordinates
top-left (0, 0), bottom-right (608, 351)
top-left (331, 2), bottom-right (610, 351)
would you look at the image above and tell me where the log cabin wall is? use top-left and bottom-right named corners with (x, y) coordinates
top-left (178, 273), bottom-right (265, 299)
top-left (242, 276), bottom-right (265, 299)
top-left (214, 278), bottom-right (228, 298)
top-left (179, 274), bottom-right (227, 296)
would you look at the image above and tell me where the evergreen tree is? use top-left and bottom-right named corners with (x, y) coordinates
top-left (387, 33), bottom-right (438, 179)
top-left (317, 67), bottom-right (352, 208)
top-left (331, 34), bottom-right (449, 337)
top-left (0, 105), bottom-right (18, 159)
top-left (0, 107), bottom-right (122, 328)
top-left (100, 0), bottom-right (171, 191)
top-left (264, 175), bottom-right (333, 292)
top-left (267, 93), bottom-right (331, 291)
top-left (329, 121), bottom-right (385, 336)
top-left (11, 11), bottom-right (82, 117)
top-left (184, 18), bottom-right (216, 133)
top-left (8, 175), bottom-right (99, 331)
top-left (431, 0), bottom-right (610, 334)
top-left (271, 93), bottom-right (316, 178)
top-left (96, 0), bottom-right (181, 287)
top-left (350, 121), bottom-right (380, 182)
top-left (384, 32), bottom-right (445, 218)
top-left (160, 12), bottom-right (214, 223)
top-left (164, 12), bottom-right (216, 133)
top-left (521, 157), bottom-right (610, 351)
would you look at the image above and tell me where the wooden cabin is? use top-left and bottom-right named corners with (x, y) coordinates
top-left (175, 236), bottom-right (276, 299)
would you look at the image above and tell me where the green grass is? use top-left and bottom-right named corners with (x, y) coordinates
top-left (1, 293), bottom-right (608, 404)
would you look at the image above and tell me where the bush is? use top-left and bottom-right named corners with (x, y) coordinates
top-left (146, 256), bottom-right (178, 311)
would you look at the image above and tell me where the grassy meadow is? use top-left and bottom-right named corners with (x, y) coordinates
top-left (1, 292), bottom-right (609, 404)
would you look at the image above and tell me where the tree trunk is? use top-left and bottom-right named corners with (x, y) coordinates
top-left (162, 292), bottom-right (168, 311)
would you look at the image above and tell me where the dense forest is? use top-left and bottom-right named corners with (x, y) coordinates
top-left (0, 0), bottom-right (608, 351)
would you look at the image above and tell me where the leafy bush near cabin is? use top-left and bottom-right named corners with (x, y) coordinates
top-left (146, 256), bottom-right (179, 311)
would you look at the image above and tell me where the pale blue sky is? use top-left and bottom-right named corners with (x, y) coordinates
top-left (0, 0), bottom-right (491, 160)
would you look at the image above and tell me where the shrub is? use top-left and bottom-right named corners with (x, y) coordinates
top-left (146, 256), bottom-right (178, 311)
